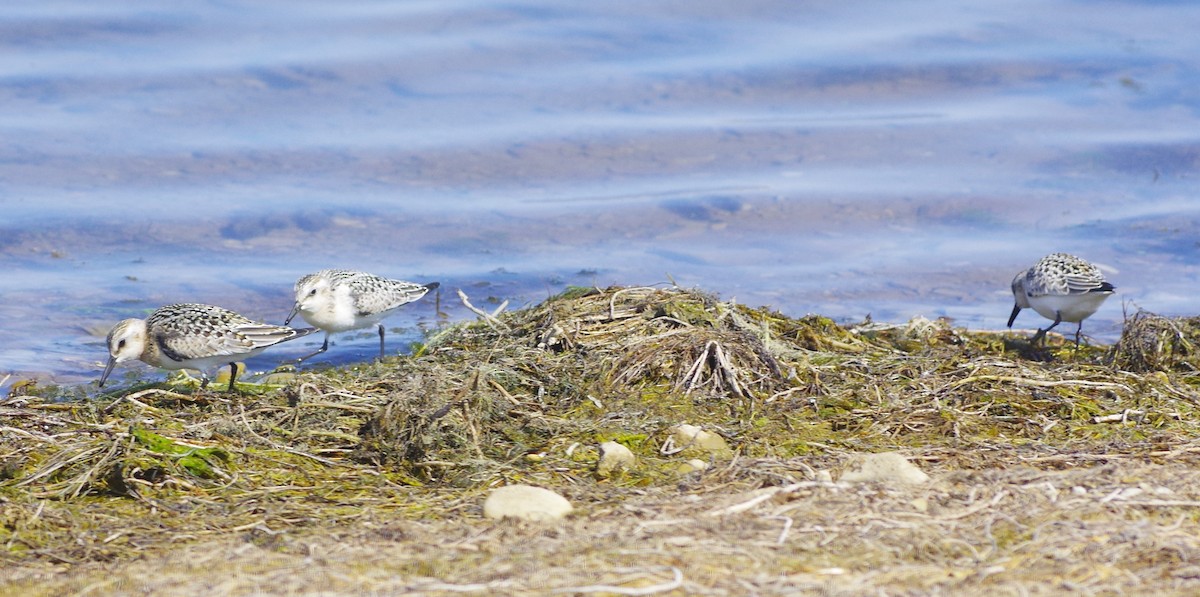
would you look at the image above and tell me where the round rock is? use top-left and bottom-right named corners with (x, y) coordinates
top-left (483, 485), bottom-right (573, 521)
top-left (667, 424), bottom-right (732, 457)
top-left (839, 452), bottom-right (929, 485)
top-left (597, 441), bottom-right (636, 478)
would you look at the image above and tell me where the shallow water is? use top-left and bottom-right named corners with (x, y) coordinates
top-left (2, 0), bottom-right (1199, 390)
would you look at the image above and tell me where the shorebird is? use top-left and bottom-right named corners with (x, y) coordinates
top-left (100, 303), bottom-right (316, 390)
top-left (285, 269), bottom-right (439, 361)
top-left (1008, 253), bottom-right (1115, 347)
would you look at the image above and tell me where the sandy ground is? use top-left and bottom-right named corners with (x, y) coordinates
top-left (7, 451), bottom-right (1200, 596)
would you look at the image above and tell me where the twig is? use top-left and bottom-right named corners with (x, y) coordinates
top-left (766, 515), bottom-right (793, 545)
top-left (1121, 500), bottom-right (1200, 508)
top-left (553, 566), bottom-right (684, 595)
top-left (226, 519), bottom-right (273, 533)
top-left (421, 580), bottom-right (515, 593)
top-left (711, 341), bottom-right (745, 397)
top-left (765, 387), bottom-right (806, 404)
top-left (313, 390), bottom-right (381, 405)
top-left (1154, 379), bottom-right (1200, 406)
top-left (295, 401), bottom-right (378, 413)
top-left (0, 425), bottom-right (56, 442)
top-left (1017, 453), bottom-right (1127, 463)
top-left (608, 286), bottom-right (657, 321)
top-left (936, 490), bottom-right (1007, 521)
top-left (103, 388), bottom-right (197, 414)
top-left (488, 379), bottom-right (523, 406)
top-left (949, 375), bottom-right (1132, 393)
top-left (679, 340), bottom-right (747, 398)
top-left (950, 376), bottom-right (1128, 393)
top-left (680, 341), bottom-right (713, 394)
top-left (708, 483), bottom-right (805, 516)
top-left (457, 289), bottom-right (509, 331)
top-left (460, 400), bottom-right (486, 460)
top-left (1090, 409), bottom-right (1179, 424)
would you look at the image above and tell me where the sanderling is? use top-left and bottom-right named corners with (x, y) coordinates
top-left (284, 269), bottom-right (439, 361)
top-left (99, 303), bottom-right (317, 390)
top-left (1007, 253), bottom-right (1115, 347)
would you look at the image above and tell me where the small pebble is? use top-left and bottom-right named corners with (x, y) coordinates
top-left (675, 459), bottom-right (709, 474)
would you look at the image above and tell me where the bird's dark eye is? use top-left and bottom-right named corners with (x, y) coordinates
top-left (309, 289), bottom-right (317, 296)
top-left (117, 339), bottom-right (127, 349)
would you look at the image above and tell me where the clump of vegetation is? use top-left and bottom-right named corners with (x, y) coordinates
top-left (1114, 309), bottom-right (1200, 372)
top-left (357, 286), bottom-right (803, 481)
top-left (4, 286), bottom-right (1200, 596)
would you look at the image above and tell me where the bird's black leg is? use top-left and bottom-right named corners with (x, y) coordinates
top-left (1032, 312), bottom-right (1064, 345)
top-left (1074, 322), bottom-right (1084, 349)
top-left (294, 334), bottom-right (331, 363)
top-left (1044, 311), bottom-right (1063, 334)
top-left (377, 324), bottom-right (386, 360)
top-left (227, 362), bottom-right (238, 392)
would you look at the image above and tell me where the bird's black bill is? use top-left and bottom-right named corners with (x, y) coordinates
top-left (284, 303), bottom-right (301, 326)
top-left (1006, 304), bottom-right (1021, 328)
top-left (98, 357), bottom-right (117, 388)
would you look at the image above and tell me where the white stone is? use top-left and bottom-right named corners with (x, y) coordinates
top-left (483, 485), bottom-right (573, 521)
top-left (675, 459), bottom-right (710, 474)
top-left (840, 452), bottom-right (929, 485)
top-left (597, 441), bottom-right (636, 477)
top-left (665, 424), bottom-right (731, 457)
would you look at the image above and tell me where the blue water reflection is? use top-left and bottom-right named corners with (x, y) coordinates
top-left (2, 0), bottom-right (1199, 390)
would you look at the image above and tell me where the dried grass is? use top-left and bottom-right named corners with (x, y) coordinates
top-left (4, 287), bottom-right (1200, 595)
top-left (1114, 309), bottom-right (1200, 373)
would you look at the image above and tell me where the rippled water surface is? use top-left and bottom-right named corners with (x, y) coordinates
top-left (3, 0), bottom-right (1200, 389)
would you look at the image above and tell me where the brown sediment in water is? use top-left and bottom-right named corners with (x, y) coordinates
top-left (3, 286), bottom-right (1200, 595)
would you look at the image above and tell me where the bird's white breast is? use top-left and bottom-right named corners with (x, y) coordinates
top-left (1027, 292), bottom-right (1112, 323)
